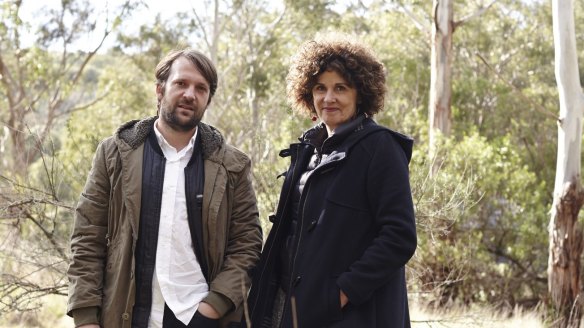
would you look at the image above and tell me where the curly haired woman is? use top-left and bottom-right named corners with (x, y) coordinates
top-left (245, 33), bottom-right (417, 328)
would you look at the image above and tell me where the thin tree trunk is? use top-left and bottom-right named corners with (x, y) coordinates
top-left (548, 0), bottom-right (584, 326)
top-left (429, 0), bottom-right (453, 174)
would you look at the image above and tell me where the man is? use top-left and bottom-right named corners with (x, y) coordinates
top-left (67, 48), bottom-right (262, 328)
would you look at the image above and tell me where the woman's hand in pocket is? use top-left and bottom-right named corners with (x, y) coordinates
top-left (340, 290), bottom-right (349, 309)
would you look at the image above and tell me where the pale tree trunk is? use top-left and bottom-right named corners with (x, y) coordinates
top-left (429, 0), bottom-right (453, 173)
top-left (548, 0), bottom-right (584, 327)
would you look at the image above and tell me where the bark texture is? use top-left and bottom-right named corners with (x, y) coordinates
top-left (549, 182), bottom-right (584, 327)
top-left (429, 0), bottom-right (453, 174)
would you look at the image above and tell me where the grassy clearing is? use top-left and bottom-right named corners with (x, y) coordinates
top-left (411, 302), bottom-right (548, 328)
top-left (0, 296), bottom-right (560, 327)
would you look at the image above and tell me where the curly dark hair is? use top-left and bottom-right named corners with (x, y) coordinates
top-left (286, 33), bottom-right (386, 117)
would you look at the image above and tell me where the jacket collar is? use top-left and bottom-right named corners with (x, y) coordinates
top-left (297, 114), bottom-right (414, 163)
top-left (300, 114), bottom-right (368, 154)
top-left (115, 116), bottom-right (225, 161)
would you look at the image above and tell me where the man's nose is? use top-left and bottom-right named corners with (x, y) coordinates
top-left (183, 86), bottom-right (196, 99)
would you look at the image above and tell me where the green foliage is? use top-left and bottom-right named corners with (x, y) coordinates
top-left (452, 0), bottom-right (558, 186)
top-left (361, 5), bottom-right (430, 138)
top-left (283, 0), bottom-right (342, 32)
top-left (62, 53), bottom-right (153, 192)
top-left (411, 132), bottom-right (549, 309)
top-left (115, 13), bottom-right (197, 72)
top-left (0, 0), bottom-right (579, 322)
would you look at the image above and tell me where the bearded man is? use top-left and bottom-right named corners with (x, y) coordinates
top-left (67, 48), bottom-right (262, 328)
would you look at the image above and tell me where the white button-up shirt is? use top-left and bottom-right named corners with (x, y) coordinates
top-left (148, 121), bottom-right (209, 327)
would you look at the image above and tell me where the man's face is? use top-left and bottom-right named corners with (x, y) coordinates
top-left (156, 56), bottom-right (211, 132)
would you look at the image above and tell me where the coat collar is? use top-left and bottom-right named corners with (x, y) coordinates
top-left (300, 114), bottom-right (367, 154)
top-left (115, 116), bottom-right (225, 161)
top-left (295, 114), bottom-right (413, 163)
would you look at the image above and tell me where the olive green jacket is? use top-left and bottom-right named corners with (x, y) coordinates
top-left (67, 117), bottom-right (262, 327)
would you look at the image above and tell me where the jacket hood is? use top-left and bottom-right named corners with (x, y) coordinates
top-left (387, 128), bottom-right (413, 163)
top-left (115, 116), bottom-right (224, 159)
top-left (300, 115), bottom-right (414, 163)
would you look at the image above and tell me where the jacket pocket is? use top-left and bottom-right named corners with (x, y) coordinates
top-left (326, 196), bottom-right (368, 212)
top-left (327, 276), bottom-right (343, 323)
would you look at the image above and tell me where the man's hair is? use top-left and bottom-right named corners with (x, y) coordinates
top-left (286, 33), bottom-right (386, 116)
top-left (155, 48), bottom-right (218, 105)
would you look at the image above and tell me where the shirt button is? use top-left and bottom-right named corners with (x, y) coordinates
top-left (122, 312), bottom-right (130, 320)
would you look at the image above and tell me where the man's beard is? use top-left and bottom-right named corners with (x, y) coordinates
top-left (159, 98), bottom-right (204, 132)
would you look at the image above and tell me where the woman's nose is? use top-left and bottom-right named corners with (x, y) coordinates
top-left (323, 89), bottom-right (335, 102)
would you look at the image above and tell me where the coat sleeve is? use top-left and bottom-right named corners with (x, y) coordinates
top-left (204, 155), bottom-right (263, 316)
top-left (67, 139), bottom-right (112, 320)
top-left (336, 132), bottom-right (417, 306)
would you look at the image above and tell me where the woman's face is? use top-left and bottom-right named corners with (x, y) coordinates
top-left (312, 70), bottom-right (358, 135)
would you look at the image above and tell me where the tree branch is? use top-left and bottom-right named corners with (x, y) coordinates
top-left (0, 174), bottom-right (55, 198)
top-left (22, 210), bottom-right (68, 261)
top-left (454, 0), bottom-right (498, 30)
top-left (192, 3), bottom-right (213, 57)
top-left (55, 89), bottom-right (111, 119)
top-left (484, 245), bottom-right (547, 284)
top-left (4, 198), bottom-right (74, 212)
top-left (397, 3), bottom-right (430, 35)
top-left (475, 52), bottom-right (558, 121)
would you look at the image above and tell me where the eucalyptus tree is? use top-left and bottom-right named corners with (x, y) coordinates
top-left (428, 0), bottom-right (454, 167)
top-left (427, 0), bottom-right (496, 174)
top-left (548, 0), bottom-right (584, 326)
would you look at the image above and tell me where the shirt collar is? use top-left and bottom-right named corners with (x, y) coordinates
top-left (153, 118), bottom-right (198, 157)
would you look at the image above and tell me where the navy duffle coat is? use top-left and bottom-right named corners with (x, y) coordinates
top-left (247, 116), bottom-right (417, 328)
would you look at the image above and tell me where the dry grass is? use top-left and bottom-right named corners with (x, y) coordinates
top-left (0, 296), bottom-right (563, 328)
top-left (411, 301), bottom-right (547, 328)
top-left (0, 295), bottom-right (71, 328)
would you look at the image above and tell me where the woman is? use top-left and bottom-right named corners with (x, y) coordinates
top-left (246, 33), bottom-right (417, 328)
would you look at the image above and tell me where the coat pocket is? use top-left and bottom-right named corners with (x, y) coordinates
top-left (327, 276), bottom-right (343, 323)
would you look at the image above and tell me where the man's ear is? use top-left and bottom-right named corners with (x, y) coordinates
top-left (156, 84), bottom-right (164, 101)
